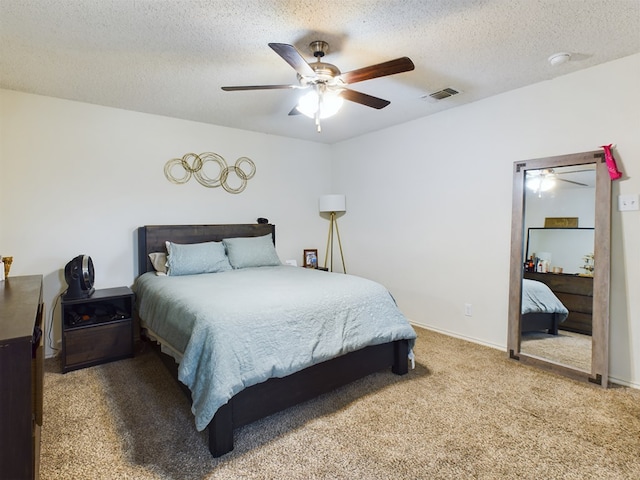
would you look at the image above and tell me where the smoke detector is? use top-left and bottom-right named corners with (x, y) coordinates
top-left (548, 52), bottom-right (571, 66)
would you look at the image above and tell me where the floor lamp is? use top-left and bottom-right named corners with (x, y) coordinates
top-left (319, 194), bottom-right (346, 273)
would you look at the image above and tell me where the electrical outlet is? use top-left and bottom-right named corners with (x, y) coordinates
top-left (618, 194), bottom-right (639, 211)
top-left (464, 303), bottom-right (472, 317)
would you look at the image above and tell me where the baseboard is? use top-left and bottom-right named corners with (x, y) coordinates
top-left (607, 376), bottom-right (640, 389)
top-left (409, 320), bottom-right (640, 391)
top-left (409, 320), bottom-right (505, 352)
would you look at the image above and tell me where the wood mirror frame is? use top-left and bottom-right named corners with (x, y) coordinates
top-left (507, 150), bottom-right (611, 386)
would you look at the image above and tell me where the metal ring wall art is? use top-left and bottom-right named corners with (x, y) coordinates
top-left (164, 152), bottom-right (256, 194)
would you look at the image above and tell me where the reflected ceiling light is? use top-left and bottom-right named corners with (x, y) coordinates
top-left (296, 86), bottom-right (344, 132)
top-left (526, 172), bottom-right (556, 195)
top-left (527, 176), bottom-right (556, 192)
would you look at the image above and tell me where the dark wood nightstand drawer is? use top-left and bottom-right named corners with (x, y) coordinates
top-left (63, 319), bottom-right (132, 371)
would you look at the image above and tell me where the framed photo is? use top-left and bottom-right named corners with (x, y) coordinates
top-left (544, 217), bottom-right (579, 228)
top-left (303, 249), bottom-right (318, 268)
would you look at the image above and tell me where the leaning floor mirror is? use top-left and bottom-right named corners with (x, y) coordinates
top-left (507, 150), bottom-right (611, 386)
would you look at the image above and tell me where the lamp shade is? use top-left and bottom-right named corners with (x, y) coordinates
top-left (319, 194), bottom-right (346, 213)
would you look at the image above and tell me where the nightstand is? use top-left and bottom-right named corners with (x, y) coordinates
top-left (61, 286), bottom-right (134, 373)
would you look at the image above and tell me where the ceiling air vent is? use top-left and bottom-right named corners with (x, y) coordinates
top-left (422, 87), bottom-right (460, 102)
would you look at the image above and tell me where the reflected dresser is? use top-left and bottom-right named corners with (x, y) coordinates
top-left (524, 271), bottom-right (593, 335)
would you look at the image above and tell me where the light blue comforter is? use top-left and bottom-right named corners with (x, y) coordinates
top-left (521, 278), bottom-right (569, 321)
top-left (134, 266), bottom-right (417, 431)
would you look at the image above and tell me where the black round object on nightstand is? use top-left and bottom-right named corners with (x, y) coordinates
top-left (63, 255), bottom-right (95, 300)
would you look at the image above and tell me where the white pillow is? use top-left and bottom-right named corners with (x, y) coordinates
top-left (148, 252), bottom-right (167, 275)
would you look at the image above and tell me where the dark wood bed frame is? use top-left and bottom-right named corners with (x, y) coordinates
top-left (136, 224), bottom-right (410, 457)
top-left (520, 312), bottom-right (562, 335)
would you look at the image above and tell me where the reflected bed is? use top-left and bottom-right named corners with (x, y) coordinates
top-left (520, 278), bottom-right (569, 335)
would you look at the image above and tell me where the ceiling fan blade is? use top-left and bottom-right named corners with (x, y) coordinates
top-left (340, 57), bottom-right (415, 84)
top-left (268, 43), bottom-right (316, 77)
top-left (221, 84), bottom-right (298, 91)
top-left (556, 169), bottom-right (596, 174)
top-left (558, 178), bottom-right (589, 187)
top-left (342, 89), bottom-right (390, 109)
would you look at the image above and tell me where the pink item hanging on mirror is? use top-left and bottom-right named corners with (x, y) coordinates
top-left (601, 144), bottom-right (622, 180)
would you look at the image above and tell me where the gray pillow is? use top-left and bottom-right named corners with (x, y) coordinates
top-left (223, 234), bottom-right (281, 269)
top-left (166, 241), bottom-right (232, 276)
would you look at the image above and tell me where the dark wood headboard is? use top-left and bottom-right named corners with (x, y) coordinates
top-left (137, 224), bottom-right (275, 275)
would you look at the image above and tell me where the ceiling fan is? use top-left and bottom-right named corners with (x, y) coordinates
top-left (221, 41), bottom-right (415, 132)
top-left (526, 168), bottom-right (592, 194)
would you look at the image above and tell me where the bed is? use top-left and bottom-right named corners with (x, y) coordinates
top-left (520, 278), bottom-right (569, 335)
top-left (134, 223), bottom-right (417, 457)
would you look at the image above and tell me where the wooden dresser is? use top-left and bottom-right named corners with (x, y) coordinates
top-left (524, 271), bottom-right (593, 335)
top-left (0, 275), bottom-right (44, 480)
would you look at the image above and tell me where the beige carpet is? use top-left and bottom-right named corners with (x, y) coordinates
top-left (521, 330), bottom-right (592, 372)
top-left (40, 327), bottom-right (640, 479)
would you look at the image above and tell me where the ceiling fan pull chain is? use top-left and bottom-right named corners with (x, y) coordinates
top-left (315, 85), bottom-right (322, 132)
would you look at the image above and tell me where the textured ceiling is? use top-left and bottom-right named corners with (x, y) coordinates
top-left (1, 0), bottom-right (639, 144)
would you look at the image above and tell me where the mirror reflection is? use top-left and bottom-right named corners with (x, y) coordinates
top-left (519, 165), bottom-right (596, 372)
top-left (525, 228), bottom-right (594, 275)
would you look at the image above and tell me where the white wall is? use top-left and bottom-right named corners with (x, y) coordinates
top-left (0, 91), bottom-right (332, 357)
top-left (526, 187), bottom-right (595, 228)
top-left (2, 54), bottom-right (639, 387)
top-left (332, 54), bottom-right (640, 387)
top-left (525, 187), bottom-right (595, 273)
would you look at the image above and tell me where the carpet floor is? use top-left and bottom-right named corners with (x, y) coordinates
top-left (40, 327), bottom-right (640, 479)
top-left (521, 330), bottom-right (591, 372)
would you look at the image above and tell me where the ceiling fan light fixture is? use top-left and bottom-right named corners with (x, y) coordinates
top-left (222, 41), bottom-right (413, 133)
top-left (526, 175), bottom-right (556, 194)
top-left (296, 89), bottom-right (344, 119)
